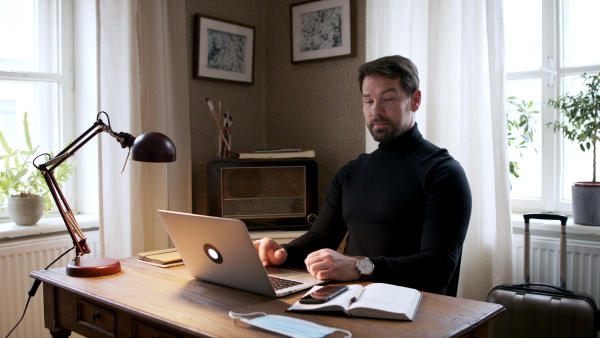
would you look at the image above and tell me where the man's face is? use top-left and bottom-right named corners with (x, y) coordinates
top-left (362, 74), bottom-right (421, 143)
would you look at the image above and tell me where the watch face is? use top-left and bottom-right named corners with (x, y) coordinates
top-left (357, 257), bottom-right (374, 274)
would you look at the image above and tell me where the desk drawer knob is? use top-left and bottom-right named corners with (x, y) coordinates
top-left (77, 298), bottom-right (116, 334)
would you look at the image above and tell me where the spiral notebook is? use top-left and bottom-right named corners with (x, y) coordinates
top-left (137, 248), bottom-right (184, 268)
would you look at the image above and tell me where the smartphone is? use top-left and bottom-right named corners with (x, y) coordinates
top-left (299, 285), bottom-right (349, 304)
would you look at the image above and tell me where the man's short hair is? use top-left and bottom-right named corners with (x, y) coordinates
top-left (358, 55), bottom-right (420, 95)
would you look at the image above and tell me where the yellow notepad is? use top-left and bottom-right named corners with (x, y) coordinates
top-left (137, 248), bottom-right (183, 268)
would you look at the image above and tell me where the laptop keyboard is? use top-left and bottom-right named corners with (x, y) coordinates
top-left (269, 276), bottom-right (303, 290)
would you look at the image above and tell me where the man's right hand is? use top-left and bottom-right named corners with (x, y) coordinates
top-left (253, 237), bottom-right (288, 267)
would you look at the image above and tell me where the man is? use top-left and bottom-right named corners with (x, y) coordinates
top-left (254, 55), bottom-right (471, 295)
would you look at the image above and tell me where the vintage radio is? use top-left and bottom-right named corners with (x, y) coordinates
top-left (207, 158), bottom-right (318, 230)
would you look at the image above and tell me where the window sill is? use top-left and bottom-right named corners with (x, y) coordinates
top-left (511, 213), bottom-right (600, 242)
top-left (0, 214), bottom-right (99, 243)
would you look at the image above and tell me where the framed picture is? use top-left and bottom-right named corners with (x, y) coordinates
top-left (194, 15), bottom-right (255, 84)
top-left (290, 0), bottom-right (356, 64)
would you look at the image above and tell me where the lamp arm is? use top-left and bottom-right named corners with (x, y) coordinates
top-left (55, 120), bottom-right (103, 157)
top-left (42, 121), bottom-right (106, 171)
top-left (41, 169), bottom-right (90, 257)
top-left (33, 114), bottom-right (130, 258)
top-left (41, 113), bottom-right (135, 171)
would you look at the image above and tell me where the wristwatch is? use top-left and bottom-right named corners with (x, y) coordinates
top-left (355, 256), bottom-right (374, 280)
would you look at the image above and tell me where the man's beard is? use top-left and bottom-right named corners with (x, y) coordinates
top-left (367, 118), bottom-right (399, 143)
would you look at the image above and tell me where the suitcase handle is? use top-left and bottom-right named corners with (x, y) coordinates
top-left (524, 213), bottom-right (568, 225)
top-left (513, 283), bottom-right (574, 295)
top-left (522, 213), bottom-right (569, 288)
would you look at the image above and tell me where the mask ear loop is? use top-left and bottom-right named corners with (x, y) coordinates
top-left (335, 328), bottom-right (353, 337)
top-left (229, 311), bottom-right (267, 325)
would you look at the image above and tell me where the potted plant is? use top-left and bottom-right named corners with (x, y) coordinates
top-left (547, 72), bottom-right (600, 225)
top-left (0, 112), bottom-right (75, 225)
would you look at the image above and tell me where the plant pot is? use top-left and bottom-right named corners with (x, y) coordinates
top-left (572, 182), bottom-right (600, 226)
top-left (8, 195), bottom-right (44, 226)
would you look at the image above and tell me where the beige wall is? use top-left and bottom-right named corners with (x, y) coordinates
top-left (185, 0), bottom-right (366, 215)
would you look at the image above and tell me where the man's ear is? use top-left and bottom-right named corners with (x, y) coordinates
top-left (411, 90), bottom-right (422, 112)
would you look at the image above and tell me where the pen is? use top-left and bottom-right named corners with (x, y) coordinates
top-left (349, 287), bottom-right (364, 305)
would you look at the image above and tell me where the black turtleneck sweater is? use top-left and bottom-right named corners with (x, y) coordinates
top-left (282, 124), bottom-right (472, 294)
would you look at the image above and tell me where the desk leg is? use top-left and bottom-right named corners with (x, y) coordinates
top-left (457, 321), bottom-right (489, 338)
top-left (43, 283), bottom-right (72, 338)
top-left (48, 327), bottom-right (71, 338)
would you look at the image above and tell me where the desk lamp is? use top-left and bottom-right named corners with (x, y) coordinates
top-left (34, 111), bottom-right (176, 277)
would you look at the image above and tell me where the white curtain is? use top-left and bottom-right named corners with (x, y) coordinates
top-left (366, 0), bottom-right (513, 301)
top-left (97, 0), bottom-right (192, 258)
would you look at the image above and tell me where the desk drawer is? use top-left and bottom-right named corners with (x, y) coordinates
top-left (77, 298), bottom-right (116, 336)
top-left (132, 320), bottom-right (181, 338)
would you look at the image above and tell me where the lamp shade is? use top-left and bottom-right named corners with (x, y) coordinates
top-left (131, 132), bottom-right (176, 162)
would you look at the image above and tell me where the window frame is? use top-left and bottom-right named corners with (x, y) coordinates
top-left (0, 0), bottom-right (78, 219)
top-left (508, 0), bottom-right (600, 214)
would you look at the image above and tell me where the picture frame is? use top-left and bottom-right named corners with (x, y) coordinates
top-left (194, 14), bottom-right (255, 84)
top-left (290, 0), bottom-right (356, 64)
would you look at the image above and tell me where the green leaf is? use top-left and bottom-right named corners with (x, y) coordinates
top-left (506, 95), bottom-right (538, 182)
top-left (0, 129), bottom-right (12, 154)
top-left (23, 112), bottom-right (34, 152)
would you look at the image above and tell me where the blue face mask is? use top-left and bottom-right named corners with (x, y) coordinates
top-left (229, 311), bottom-right (352, 338)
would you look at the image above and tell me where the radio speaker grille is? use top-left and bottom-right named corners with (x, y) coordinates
top-left (222, 166), bottom-right (305, 218)
top-left (223, 167), bottom-right (305, 199)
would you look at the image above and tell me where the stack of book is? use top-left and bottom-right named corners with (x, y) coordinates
top-left (137, 248), bottom-right (183, 268)
top-left (237, 148), bottom-right (315, 160)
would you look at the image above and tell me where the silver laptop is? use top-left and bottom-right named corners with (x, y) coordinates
top-left (158, 210), bottom-right (325, 297)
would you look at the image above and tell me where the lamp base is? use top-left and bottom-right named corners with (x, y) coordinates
top-left (66, 257), bottom-right (121, 277)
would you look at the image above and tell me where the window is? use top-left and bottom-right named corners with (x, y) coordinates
top-left (0, 0), bottom-right (75, 218)
top-left (505, 0), bottom-right (600, 213)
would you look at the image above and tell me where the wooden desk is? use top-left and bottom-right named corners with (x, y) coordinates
top-left (31, 257), bottom-right (503, 337)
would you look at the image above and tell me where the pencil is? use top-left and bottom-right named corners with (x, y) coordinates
top-left (205, 97), bottom-right (238, 158)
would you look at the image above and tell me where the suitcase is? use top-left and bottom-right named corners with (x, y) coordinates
top-left (487, 213), bottom-right (599, 338)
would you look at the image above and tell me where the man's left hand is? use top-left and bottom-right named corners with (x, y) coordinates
top-left (304, 249), bottom-right (360, 281)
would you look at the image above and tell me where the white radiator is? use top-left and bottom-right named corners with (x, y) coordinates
top-left (0, 232), bottom-right (100, 338)
top-left (513, 234), bottom-right (600, 303)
